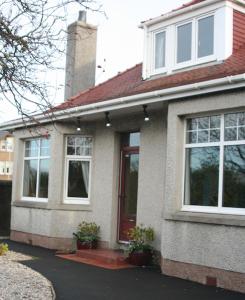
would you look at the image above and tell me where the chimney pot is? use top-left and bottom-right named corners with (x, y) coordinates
top-left (78, 11), bottom-right (87, 22)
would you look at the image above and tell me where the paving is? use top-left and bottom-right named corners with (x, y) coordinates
top-left (3, 240), bottom-right (245, 300)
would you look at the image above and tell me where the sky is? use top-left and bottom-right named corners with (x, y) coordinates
top-left (1, 0), bottom-right (188, 122)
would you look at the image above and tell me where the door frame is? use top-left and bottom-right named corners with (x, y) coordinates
top-left (117, 145), bottom-right (139, 243)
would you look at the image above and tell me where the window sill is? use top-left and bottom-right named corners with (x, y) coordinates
top-left (164, 211), bottom-right (245, 227)
top-left (55, 203), bottom-right (92, 211)
top-left (13, 201), bottom-right (49, 209)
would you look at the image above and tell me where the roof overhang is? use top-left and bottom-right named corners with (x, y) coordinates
top-left (1, 73), bottom-right (245, 131)
top-left (139, 0), bottom-right (245, 29)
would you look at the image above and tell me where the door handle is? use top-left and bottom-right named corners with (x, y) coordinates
top-left (128, 219), bottom-right (135, 222)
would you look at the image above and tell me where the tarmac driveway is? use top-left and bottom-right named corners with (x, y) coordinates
top-left (4, 240), bottom-right (245, 300)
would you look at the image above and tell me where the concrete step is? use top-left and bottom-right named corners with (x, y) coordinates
top-left (76, 249), bottom-right (127, 266)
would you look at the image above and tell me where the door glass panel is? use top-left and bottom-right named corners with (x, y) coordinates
top-left (124, 153), bottom-right (139, 216)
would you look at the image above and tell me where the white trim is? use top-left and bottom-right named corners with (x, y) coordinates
top-left (183, 112), bottom-right (245, 215)
top-left (139, 0), bottom-right (240, 28)
top-left (63, 135), bottom-right (92, 205)
top-left (1, 74), bottom-right (245, 131)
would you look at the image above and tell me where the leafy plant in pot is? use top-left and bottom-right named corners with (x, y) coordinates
top-left (73, 221), bottom-right (100, 250)
top-left (126, 224), bottom-right (155, 266)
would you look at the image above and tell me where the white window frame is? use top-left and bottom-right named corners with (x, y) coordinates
top-left (152, 29), bottom-right (167, 75)
top-left (64, 135), bottom-right (92, 205)
top-left (174, 13), bottom-right (216, 70)
top-left (0, 161), bottom-right (5, 175)
top-left (22, 138), bottom-right (50, 202)
top-left (182, 112), bottom-right (245, 216)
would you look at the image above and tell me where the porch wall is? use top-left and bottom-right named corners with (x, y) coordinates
top-left (162, 90), bottom-right (245, 292)
top-left (11, 110), bottom-right (167, 250)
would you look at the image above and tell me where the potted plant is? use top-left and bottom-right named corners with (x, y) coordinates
top-left (126, 224), bottom-right (155, 266)
top-left (73, 221), bottom-right (100, 250)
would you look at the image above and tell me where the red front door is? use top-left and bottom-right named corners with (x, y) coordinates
top-left (118, 132), bottom-right (140, 242)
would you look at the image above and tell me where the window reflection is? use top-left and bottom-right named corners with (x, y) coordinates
top-left (223, 145), bottom-right (245, 208)
top-left (185, 147), bottom-right (219, 206)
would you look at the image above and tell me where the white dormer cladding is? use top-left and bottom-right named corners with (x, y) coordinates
top-left (141, 0), bottom-right (238, 80)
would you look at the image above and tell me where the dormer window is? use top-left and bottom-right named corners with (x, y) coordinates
top-left (143, 1), bottom-right (234, 79)
top-left (176, 14), bottom-right (214, 67)
top-left (177, 22), bottom-right (192, 64)
top-left (155, 31), bottom-right (166, 69)
top-left (197, 15), bottom-right (214, 58)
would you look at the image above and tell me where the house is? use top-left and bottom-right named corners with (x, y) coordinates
top-left (0, 131), bottom-right (14, 181)
top-left (0, 0), bottom-right (245, 293)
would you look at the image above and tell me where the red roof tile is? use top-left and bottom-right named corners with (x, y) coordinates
top-left (56, 9), bottom-right (245, 111)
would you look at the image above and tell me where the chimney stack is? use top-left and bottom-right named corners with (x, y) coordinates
top-left (64, 11), bottom-right (97, 100)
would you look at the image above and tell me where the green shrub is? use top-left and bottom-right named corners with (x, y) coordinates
top-left (73, 221), bottom-right (100, 242)
top-left (0, 243), bottom-right (9, 256)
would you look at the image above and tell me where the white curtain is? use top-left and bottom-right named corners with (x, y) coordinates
top-left (81, 161), bottom-right (89, 194)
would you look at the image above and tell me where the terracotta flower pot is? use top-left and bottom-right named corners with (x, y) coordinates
top-left (77, 240), bottom-right (98, 250)
top-left (128, 251), bottom-right (153, 266)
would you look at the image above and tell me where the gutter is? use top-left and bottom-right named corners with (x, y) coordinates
top-left (1, 73), bottom-right (245, 131)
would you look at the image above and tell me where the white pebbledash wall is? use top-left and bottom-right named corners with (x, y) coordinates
top-left (11, 110), bottom-right (167, 251)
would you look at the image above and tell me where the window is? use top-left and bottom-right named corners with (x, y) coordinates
top-left (177, 22), bottom-right (192, 64)
top-left (184, 112), bottom-right (245, 214)
top-left (198, 15), bottom-right (214, 58)
top-left (176, 15), bottom-right (214, 66)
top-left (64, 136), bottom-right (92, 204)
top-left (155, 31), bottom-right (166, 69)
top-left (22, 138), bottom-right (50, 201)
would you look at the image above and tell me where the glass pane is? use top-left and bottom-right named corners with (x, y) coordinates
top-left (198, 117), bottom-right (209, 129)
top-left (155, 31), bottom-right (166, 69)
top-left (210, 129), bottom-right (220, 142)
top-left (38, 159), bottom-right (49, 198)
top-left (187, 131), bottom-right (197, 144)
top-left (184, 147), bottom-right (219, 206)
top-left (124, 154), bottom-right (139, 216)
top-left (129, 133), bottom-right (140, 147)
top-left (238, 113), bottom-right (245, 126)
top-left (40, 138), bottom-right (50, 156)
top-left (25, 140), bottom-right (39, 157)
top-left (67, 136), bottom-right (75, 146)
top-left (187, 118), bottom-right (197, 131)
top-left (210, 115), bottom-right (220, 128)
top-left (238, 127), bottom-right (245, 141)
top-left (223, 145), bottom-right (245, 208)
top-left (121, 132), bottom-right (140, 147)
top-left (225, 128), bottom-right (237, 141)
top-left (198, 130), bottom-right (209, 143)
top-left (67, 146), bottom-right (75, 155)
top-left (198, 16), bottom-right (214, 58)
top-left (67, 160), bottom-right (89, 198)
top-left (23, 160), bottom-right (38, 197)
top-left (225, 113), bottom-right (237, 127)
top-left (177, 22), bottom-right (192, 63)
